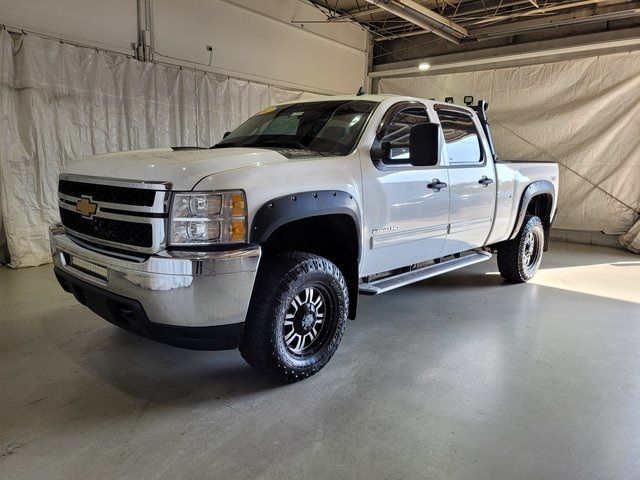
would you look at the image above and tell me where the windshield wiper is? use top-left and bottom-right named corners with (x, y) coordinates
top-left (212, 140), bottom-right (328, 156)
top-left (210, 143), bottom-right (239, 149)
top-left (260, 143), bottom-right (329, 156)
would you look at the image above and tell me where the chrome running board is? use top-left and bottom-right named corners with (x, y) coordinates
top-left (359, 251), bottom-right (492, 295)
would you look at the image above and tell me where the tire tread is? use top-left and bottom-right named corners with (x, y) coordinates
top-left (497, 215), bottom-right (544, 283)
top-left (239, 252), bottom-right (348, 383)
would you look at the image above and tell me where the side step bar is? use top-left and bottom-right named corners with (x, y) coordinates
top-left (359, 251), bottom-right (492, 295)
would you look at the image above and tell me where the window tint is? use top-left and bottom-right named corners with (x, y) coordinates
top-left (379, 108), bottom-right (429, 165)
top-left (436, 109), bottom-right (482, 164)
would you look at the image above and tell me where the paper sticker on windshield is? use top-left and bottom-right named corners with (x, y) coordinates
top-left (258, 106), bottom-right (277, 115)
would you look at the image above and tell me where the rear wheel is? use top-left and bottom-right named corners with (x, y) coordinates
top-left (497, 215), bottom-right (544, 283)
top-left (239, 252), bottom-right (348, 383)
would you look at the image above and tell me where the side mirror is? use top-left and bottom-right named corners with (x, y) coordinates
top-left (409, 122), bottom-right (441, 167)
top-left (222, 131), bottom-right (231, 139)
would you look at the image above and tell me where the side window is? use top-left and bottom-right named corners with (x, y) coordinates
top-left (379, 108), bottom-right (430, 165)
top-left (436, 109), bottom-right (482, 164)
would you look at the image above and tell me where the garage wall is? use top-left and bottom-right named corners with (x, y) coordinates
top-left (153, 0), bottom-right (367, 94)
top-left (0, 0), bottom-right (368, 94)
top-left (0, 0), bottom-right (137, 54)
top-left (379, 52), bottom-right (640, 252)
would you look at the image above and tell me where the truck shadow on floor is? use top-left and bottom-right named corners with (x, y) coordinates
top-left (41, 312), bottom-right (286, 409)
top-left (91, 328), bottom-right (285, 402)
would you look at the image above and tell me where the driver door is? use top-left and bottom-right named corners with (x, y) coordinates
top-left (360, 103), bottom-right (450, 276)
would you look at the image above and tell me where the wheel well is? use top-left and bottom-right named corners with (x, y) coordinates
top-left (526, 193), bottom-right (553, 250)
top-left (260, 214), bottom-right (360, 320)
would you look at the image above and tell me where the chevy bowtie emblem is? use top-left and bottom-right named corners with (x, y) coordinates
top-left (76, 196), bottom-right (98, 219)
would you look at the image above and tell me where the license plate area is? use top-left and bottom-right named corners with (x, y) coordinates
top-left (69, 256), bottom-right (108, 280)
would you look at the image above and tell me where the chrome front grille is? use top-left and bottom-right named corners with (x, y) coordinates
top-left (58, 174), bottom-right (170, 253)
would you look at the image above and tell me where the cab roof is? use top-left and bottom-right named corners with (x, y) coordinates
top-left (277, 94), bottom-right (476, 115)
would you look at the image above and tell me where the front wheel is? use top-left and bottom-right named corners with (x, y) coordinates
top-left (497, 215), bottom-right (544, 283)
top-left (239, 252), bottom-right (348, 383)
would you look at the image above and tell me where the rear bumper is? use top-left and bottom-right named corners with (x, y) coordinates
top-left (50, 225), bottom-right (261, 350)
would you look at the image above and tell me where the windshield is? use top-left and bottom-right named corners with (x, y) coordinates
top-left (213, 100), bottom-right (378, 156)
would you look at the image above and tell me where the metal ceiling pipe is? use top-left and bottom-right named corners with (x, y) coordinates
top-left (365, 0), bottom-right (464, 44)
top-left (394, 0), bottom-right (468, 36)
top-left (374, 30), bottom-right (427, 41)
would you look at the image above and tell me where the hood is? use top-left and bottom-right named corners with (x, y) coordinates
top-left (64, 147), bottom-right (291, 190)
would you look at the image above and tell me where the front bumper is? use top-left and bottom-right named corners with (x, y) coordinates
top-left (50, 225), bottom-right (261, 350)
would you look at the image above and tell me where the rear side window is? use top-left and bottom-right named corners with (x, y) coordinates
top-left (436, 109), bottom-right (482, 164)
top-left (379, 108), bottom-right (430, 165)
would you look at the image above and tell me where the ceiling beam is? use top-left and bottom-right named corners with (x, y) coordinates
top-left (470, 7), bottom-right (640, 38)
top-left (451, 0), bottom-right (542, 19)
top-left (299, 0), bottom-right (406, 39)
top-left (327, 0), bottom-right (538, 22)
top-left (370, 0), bottom-right (639, 42)
top-left (370, 28), bottom-right (640, 77)
top-left (326, 3), bottom-right (403, 21)
top-left (467, 0), bottom-right (611, 26)
top-left (366, 0), bottom-right (468, 43)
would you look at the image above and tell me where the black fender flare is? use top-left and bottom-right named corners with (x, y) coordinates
top-left (509, 180), bottom-right (555, 242)
top-left (250, 190), bottom-right (361, 251)
top-left (250, 190), bottom-right (361, 320)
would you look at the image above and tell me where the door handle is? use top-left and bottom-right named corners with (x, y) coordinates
top-left (478, 176), bottom-right (494, 187)
top-left (427, 179), bottom-right (448, 192)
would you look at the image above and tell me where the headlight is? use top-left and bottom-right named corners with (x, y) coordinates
top-left (169, 191), bottom-right (247, 246)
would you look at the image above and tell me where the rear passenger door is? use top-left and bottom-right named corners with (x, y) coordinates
top-left (435, 106), bottom-right (496, 256)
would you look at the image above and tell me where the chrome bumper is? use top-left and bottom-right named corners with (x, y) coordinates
top-left (50, 225), bottom-right (261, 328)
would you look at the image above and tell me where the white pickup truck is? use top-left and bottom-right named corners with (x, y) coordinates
top-left (51, 94), bottom-right (558, 382)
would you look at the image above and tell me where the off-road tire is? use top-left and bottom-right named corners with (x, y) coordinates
top-left (239, 252), bottom-right (348, 383)
top-left (497, 215), bottom-right (544, 283)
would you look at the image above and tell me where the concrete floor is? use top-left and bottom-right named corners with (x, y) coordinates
top-left (1, 242), bottom-right (640, 480)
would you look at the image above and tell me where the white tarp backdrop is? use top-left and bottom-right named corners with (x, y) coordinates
top-left (0, 30), bottom-right (315, 267)
top-left (2, 31), bottom-right (639, 267)
top-left (379, 52), bottom-right (640, 253)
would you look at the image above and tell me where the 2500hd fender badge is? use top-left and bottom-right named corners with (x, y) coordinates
top-left (372, 225), bottom-right (399, 234)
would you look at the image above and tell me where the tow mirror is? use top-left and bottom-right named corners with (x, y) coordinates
top-left (409, 122), bottom-right (441, 167)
